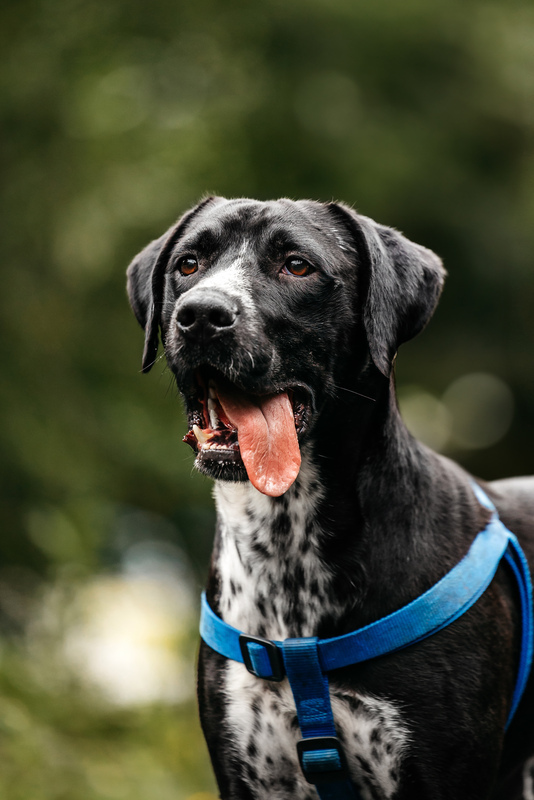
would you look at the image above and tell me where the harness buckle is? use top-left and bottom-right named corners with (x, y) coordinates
top-left (296, 736), bottom-right (349, 784)
top-left (239, 634), bottom-right (285, 681)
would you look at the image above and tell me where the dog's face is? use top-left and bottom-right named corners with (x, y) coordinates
top-left (127, 197), bottom-right (445, 497)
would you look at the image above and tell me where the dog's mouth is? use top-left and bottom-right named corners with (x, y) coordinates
top-left (182, 370), bottom-right (312, 497)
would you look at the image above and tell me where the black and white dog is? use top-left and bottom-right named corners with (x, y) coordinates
top-left (127, 197), bottom-right (534, 800)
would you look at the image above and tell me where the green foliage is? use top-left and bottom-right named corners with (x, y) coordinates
top-left (0, 641), bottom-right (215, 799)
top-left (2, 0), bottom-right (534, 794)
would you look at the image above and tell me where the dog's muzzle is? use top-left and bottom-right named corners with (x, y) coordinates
top-left (170, 288), bottom-right (313, 497)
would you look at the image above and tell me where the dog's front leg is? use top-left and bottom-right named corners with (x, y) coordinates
top-left (198, 644), bottom-right (257, 800)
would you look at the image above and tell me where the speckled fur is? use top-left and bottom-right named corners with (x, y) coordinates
top-left (224, 664), bottom-right (408, 800)
top-left (215, 449), bottom-right (334, 638)
top-left (213, 448), bottom-right (410, 799)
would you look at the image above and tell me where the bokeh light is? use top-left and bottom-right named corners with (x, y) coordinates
top-left (442, 372), bottom-right (515, 450)
top-left (399, 374), bottom-right (515, 454)
top-left (397, 386), bottom-right (452, 452)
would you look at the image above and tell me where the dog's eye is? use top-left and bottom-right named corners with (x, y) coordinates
top-left (177, 256), bottom-right (198, 276)
top-left (281, 257), bottom-right (313, 277)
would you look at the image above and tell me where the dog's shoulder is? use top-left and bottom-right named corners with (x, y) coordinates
top-left (485, 476), bottom-right (534, 558)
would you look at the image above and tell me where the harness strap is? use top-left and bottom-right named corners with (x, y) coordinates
top-left (472, 483), bottom-right (534, 727)
top-left (200, 514), bottom-right (513, 673)
top-left (504, 538), bottom-right (533, 724)
top-left (318, 513), bottom-right (510, 670)
top-left (200, 484), bottom-right (533, 797)
top-left (282, 638), bottom-right (360, 799)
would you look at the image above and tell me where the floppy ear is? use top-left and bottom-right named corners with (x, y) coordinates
top-left (126, 196), bottom-right (219, 373)
top-left (328, 203), bottom-right (446, 376)
top-left (126, 233), bottom-right (169, 331)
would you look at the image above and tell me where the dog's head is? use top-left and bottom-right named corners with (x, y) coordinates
top-left (127, 197), bottom-right (445, 497)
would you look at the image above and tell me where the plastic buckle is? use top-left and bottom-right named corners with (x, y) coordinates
top-left (239, 634), bottom-right (285, 681)
top-left (296, 736), bottom-right (349, 784)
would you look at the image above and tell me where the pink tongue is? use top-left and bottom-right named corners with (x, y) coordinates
top-left (216, 385), bottom-right (301, 497)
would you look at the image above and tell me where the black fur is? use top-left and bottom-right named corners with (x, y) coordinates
top-left (127, 197), bottom-right (534, 799)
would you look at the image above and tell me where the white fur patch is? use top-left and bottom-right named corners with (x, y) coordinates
top-left (213, 449), bottom-right (410, 798)
top-left (215, 450), bottom-right (345, 639)
top-left (224, 662), bottom-right (409, 800)
top-left (524, 756), bottom-right (534, 800)
top-left (195, 242), bottom-right (256, 313)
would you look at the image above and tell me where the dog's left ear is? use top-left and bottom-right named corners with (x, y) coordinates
top-left (126, 196), bottom-right (220, 373)
top-left (327, 203), bottom-right (446, 376)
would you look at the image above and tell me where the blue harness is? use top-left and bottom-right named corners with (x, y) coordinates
top-left (200, 485), bottom-right (533, 800)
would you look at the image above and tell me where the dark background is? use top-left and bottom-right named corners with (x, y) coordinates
top-left (1, 0), bottom-right (534, 797)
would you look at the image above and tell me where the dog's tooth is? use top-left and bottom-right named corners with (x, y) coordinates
top-left (208, 398), bottom-right (219, 429)
top-left (208, 383), bottom-right (217, 400)
top-left (193, 424), bottom-right (208, 445)
top-left (209, 410), bottom-right (219, 429)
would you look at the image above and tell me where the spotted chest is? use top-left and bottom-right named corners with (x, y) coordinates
top-left (212, 456), bottom-right (411, 799)
top-left (224, 664), bottom-right (409, 800)
top-left (214, 453), bottom-right (345, 638)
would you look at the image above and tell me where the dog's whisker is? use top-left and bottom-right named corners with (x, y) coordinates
top-left (137, 353), bottom-right (164, 373)
top-left (332, 383), bottom-right (377, 402)
top-left (163, 374), bottom-right (176, 399)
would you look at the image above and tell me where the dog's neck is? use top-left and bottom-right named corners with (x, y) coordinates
top-left (207, 368), bottom-right (445, 640)
top-left (211, 445), bottom-right (333, 639)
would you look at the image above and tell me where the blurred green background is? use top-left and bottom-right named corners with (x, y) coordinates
top-left (2, 0), bottom-right (534, 796)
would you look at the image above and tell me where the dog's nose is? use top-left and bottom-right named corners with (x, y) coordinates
top-left (176, 292), bottom-right (239, 341)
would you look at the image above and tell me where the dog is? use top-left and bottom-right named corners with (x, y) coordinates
top-left (127, 196), bottom-right (534, 799)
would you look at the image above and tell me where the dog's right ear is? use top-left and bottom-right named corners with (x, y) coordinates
top-left (126, 196), bottom-right (220, 373)
top-left (126, 232), bottom-right (169, 331)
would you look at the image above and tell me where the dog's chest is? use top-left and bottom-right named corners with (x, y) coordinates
top-left (213, 475), bottom-right (410, 799)
top-left (224, 664), bottom-right (408, 800)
